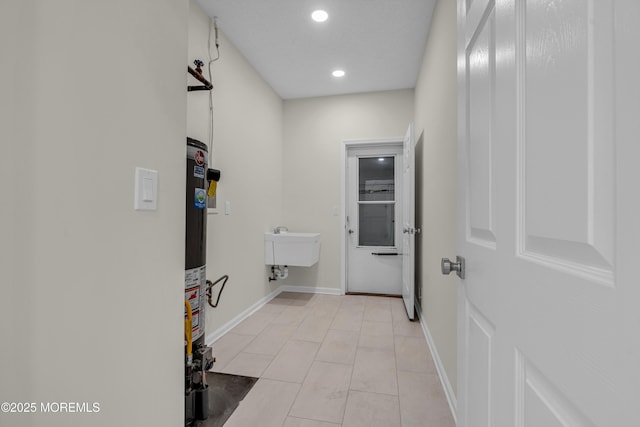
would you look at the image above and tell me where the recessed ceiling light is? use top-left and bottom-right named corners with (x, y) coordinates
top-left (311, 10), bottom-right (329, 22)
top-left (332, 69), bottom-right (345, 77)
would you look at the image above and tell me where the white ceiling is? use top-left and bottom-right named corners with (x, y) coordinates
top-left (196, 0), bottom-right (437, 99)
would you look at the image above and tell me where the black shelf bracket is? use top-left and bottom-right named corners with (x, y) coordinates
top-left (187, 66), bottom-right (213, 92)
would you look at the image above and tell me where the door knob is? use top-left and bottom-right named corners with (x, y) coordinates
top-left (348, 229), bottom-right (354, 234)
top-left (441, 256), bottom-right (465, 279)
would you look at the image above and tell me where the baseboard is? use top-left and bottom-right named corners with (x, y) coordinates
top-left (278, 285), bottom-right (343, 295)
top-left (205, 285), bottom-right (342, 345)
top-left (415, 301), bottom-right (458, 425)
top-left (205, 286), bottom-right (284, 345)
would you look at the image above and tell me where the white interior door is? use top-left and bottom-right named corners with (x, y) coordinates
top-left (456, 1), bottom-right (640, 426)
top-left (401, 124), bottom-right (415, 319)
top-left (347, 144), bottom-right (403, 295)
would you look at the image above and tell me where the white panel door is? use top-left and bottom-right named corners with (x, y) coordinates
top-left (402, 124), bottom-right (416, 319)
top-left (456, 1), bottom-right (640, 426)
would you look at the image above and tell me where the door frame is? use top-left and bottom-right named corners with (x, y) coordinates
top-left (341, 138), bottom-right (404, 295)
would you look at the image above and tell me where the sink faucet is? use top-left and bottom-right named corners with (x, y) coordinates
top-left (273, 226), bottom-right (288, 234)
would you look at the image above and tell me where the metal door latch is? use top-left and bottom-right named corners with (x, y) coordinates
top-left (441, 256), bottom-right (465, 279)
top-left (402, 227), bottom-right (422, 235)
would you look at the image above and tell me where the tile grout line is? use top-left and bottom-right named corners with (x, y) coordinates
top-left (342, 299), bottom-right (362, 427)
top-left (392, 302), bottom-right (404, 427)
top-left (282, 296), bottom-right (340, 425)
top-left (220, 294), bottom-right (444, 427)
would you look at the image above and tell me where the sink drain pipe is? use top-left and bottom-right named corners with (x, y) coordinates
top-left (268, 265), bottom-right (288, 282)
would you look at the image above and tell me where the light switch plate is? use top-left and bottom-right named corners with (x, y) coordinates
top-left (135, 167), bottom-right (158, 211)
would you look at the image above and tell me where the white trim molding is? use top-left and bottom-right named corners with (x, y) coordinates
top-left (205, 286), bottom-right (283, 345)
top-left (416, 300), bottom-right (458, 424)
top-left (278, 285), bottom-right (343, 295)
top-left (205, 285), bottom-right (342, 345)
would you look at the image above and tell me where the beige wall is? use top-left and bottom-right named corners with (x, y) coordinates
top-left (190, 1), bottom-right (414, 329)
top-left (0, 1), bottom-right (456, 425)
top-left (414, 0), bottom-right (458, 396)
top-left (188, 1), bottom-right (285, 336)
top-left (0, 0), bottom-right (35, 411)
top-left (281, 90), bottom-right (414, 289)
top-left (0, 1), bottom-right (188, 426)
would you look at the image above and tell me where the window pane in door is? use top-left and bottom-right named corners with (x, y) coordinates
top-left (359, 203), bottom-right (395, 246)
top-left (359, 157), bottom-right (395, 201)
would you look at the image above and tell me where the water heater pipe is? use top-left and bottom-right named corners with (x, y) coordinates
top-left (184, 300), bottom-right (193, 363)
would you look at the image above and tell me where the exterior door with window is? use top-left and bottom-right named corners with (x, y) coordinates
top-left (346, 144), bottom-right (403, 295)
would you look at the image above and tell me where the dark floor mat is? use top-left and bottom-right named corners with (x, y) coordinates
top-left (194, 372), bottom-right (258, 427)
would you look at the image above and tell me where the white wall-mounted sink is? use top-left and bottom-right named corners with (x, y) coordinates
top-left (264, 232), bottom-right (321, 267)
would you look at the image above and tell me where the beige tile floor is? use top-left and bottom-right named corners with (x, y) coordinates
top-left (211, 292), bottom-right (455, 427)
